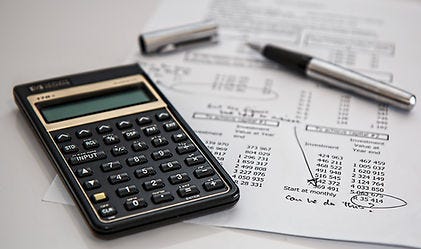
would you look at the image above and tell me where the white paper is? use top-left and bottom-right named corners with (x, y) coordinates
top-left (45, 0), bottom-right (421, 248)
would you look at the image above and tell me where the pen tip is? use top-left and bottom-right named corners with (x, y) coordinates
top-left (246, 42), bottom-right (263, 53)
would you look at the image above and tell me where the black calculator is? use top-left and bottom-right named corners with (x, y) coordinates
top-left (13, 64), bottom-right (239, 234)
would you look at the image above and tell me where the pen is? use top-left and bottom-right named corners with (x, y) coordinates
top-left (247, 42), bottom-right (416, 110)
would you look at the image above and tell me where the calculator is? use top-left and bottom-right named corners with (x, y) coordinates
top-left (13, 64), bottom-right (239, 234)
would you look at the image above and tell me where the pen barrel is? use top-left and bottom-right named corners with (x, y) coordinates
top-left (306, 58), bottom-right (416, 110)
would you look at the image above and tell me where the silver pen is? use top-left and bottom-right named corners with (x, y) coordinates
top-left (247, 42), bottom-right (416, 110)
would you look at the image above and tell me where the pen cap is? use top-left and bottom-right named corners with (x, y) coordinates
top-left (139, 20), bottom-right (218, 54)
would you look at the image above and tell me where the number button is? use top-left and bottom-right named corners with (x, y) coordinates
top-left (151, 192), bottom-right (174, 204)
top-left (143, 179), bottom-right (165, 191)
top-left (151, 149), bottom-right (172, 160)
top-left (156, 112), bottom-right (170, 121)
top-left (163, 121), bottom-right (179, 131)
top-left (111, 146), bottom-right (128, 156)
top-left (203, 179), bottom-right (225, 191)
top-left (103, 134), bottom-right (120, 145)
top-left (134, 167), bottom-right (156, 178)
top-left (101, 161), bottom-right (122, 172)
top-left (168, 173), bottom-right (191, 184)
top-left (177, 185), bottom-right (200, 198)
top-left (151, 136), bottom-right (169, 147)
top-left (116, 185), bottom-right (139, 197)
top-left (96, 124), bottom-right (112, 134)
top-left (143, 125), bottom-right (160, 136)
top-left (126, 155), bottom-right (147, 166)
top-left (62, 144), bottom-right (79, 154)
top-left (55, 133), bottom-right (71, 143)
top-left (131, 141), bottom-right (148, 151)
top-left (125, 198), bottom-right (147, 211)
top-left (108, 172), bottom-right (130, 185)
top-left (160, 161), bottom-right (181, 172)
top-left (82, 139), bottom-right (99, 150)
top-left (116, 120), bottom-right (133, 130)
top-left (76, 129), bottom-right (92, 139)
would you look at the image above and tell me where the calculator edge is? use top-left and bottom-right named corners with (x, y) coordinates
top-left (13, 64), bottom-right (240, 234)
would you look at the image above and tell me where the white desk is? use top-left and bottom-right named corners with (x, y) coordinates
top-left (0, 1), bottom-right (402, 248)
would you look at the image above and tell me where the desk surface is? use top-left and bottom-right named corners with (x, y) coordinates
top-left (0, 1), bottom-right (402, 248)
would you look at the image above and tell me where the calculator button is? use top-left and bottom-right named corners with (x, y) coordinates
top-left (168, 173), bottom-right (191, 184)
top-left (151, 136), bottom-right (169, 147)
top-left (82, 139), bottom-right (99, 150)
top-left (83, 179), bottom-right (101, 190)
top-left (160, 161), bottom-right (181, 172)
top-left (134, 167), bottom-right (156, 178)
top-left (176, 143), bottom-right (196, 154)
top-left (163, 121), bottom-right (179, 132)
top-left (131, 141), bottom-right (148, 151)
top-left (116, 185), bottom-right (139, 197)
top-left (62, 144), bottom-right (79, 154)
top-left (55, 133), bottom-right (71, 143)
top-left (69, 150), bottom-right (107, 165)
top-left (136, 116), bottom-right (152, 126)
top-left (172, 133), bottom-right (187, 142)
top-left (203, 179), bottom-right (225, 191)
top-left (117, 120), bottom-right (133, 130)
top-left (185, 154), bottom-right (205, 166)
top-left (125, 198), bottom-right (147, 211)
top-left (151, 149), bottom-right (172, 161)
top-left (92, 192), bottom-right (108, 203)
top-left (108, 172), bottom-right (130, 185)
top-left (76, 167), bottom-right (93, 178)
top-left (101, 161), bottom-right (122, 172)
top-left (151, 191), bottom-right (174, 204)
top-left (194, 166), bottom-right (215, 178)
top-left (177, 185), bottom-right (200, 198)
top-left (156, 112), bottom-right (170, 121)
top-left (143, 125), bottom-right (160, 136)
top-left (111, 146), bottom-right (128, 156)
top-left (143, 179), bottom-right (165, 191)
top-left (96, 124), bottom-right (113, 134)
top-left (123, 130), bottom-right (140, 140)
top-left (126, 155), bottom-right (148, 166)
top-left (103, 134), bottom-right (120, 145)
top-left (76, 129), bottom-right (92, 139)
top-left (99, 206), bottom-right (117, 218)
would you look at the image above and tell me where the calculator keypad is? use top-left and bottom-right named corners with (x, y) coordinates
top-left (51, 108), bottom-right (229, 221)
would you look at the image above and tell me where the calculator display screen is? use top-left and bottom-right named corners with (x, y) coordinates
top-left (39, 85), bottom-right (155, 123)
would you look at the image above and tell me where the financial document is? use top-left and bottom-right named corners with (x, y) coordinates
top-left (44, 0), bottom-right (421, 248)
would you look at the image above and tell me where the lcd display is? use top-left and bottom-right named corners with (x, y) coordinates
top-left (39, 85), bottom-right (155, 123)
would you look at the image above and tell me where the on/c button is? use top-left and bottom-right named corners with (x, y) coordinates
top-left (91, 192), bottom-right (108, 203)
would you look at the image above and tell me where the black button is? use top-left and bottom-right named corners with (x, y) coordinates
top-left (143, 179), bottom-right (165, 191)
top-left (62, 144), bottom-right (79, 154)
top-left (76, 129), bottom-right (92, 139)
top-left (172, 133), bottom-right (187, 142)
top-left (203, 179), bottom-right (225, 191)
top-left (111, 146), bottom-right (128, 156)
top-left (82, 139), bottom-right (99, 150)
top-left (126, 155), bottom-right (147, 166)
top-left (116, 185), bottom-right (139, 197)
top-left (176, 143), bottom-right (196, 154)
top-left (143, 125), bottom-right (160, 136)
top-left (160, 161), bottom-right (181, 172)
top-left (124, 130), bottom-right (140, 140)
top-left (185, 154), bottom-right (205, 166)
top-left (103, 134), bottom-right (120, 145)
top-left (151, 136), bottom-right (169, 147)
top-left (98, 206), bottom-right (117, 218)
top-left (69, 150), bottom-right (106, 165)
top-left (55, 133), bottom-right (71, 143)
top-left (117, 120), bottom-right (133, 130)
top-left (163, 121), bottom-right (179, 131)
top-left (151, 149), bottom-right (172, 161)
top-left (83, 179), bottom-right (101, 190)
top-left (194, 166), bottom-right (215, 178)
top-left (101, 161), bottom-right (122, 172)
top-left (151, 191), bottom-right (174, 204)
top-left (136, 116), bottom-right (152, 126)
top-left (168, 173), bottom-right (191, 185)
top-left (96, 124), bottom-right (112, 134)
top-left (76, 167), bottom-right (93, 178)
top-left (156, 112), bottom-right (170, 121)
top-left (134, 167), bottom-right (156, 178)
top-left (125, 198), bottom-right (147, 211)
top-left (132, 141), bottom-right (148, 151)
top-left (177, 185), bottom-right (200, 198)
top-left (108, 172), bottom-right (130, 185)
